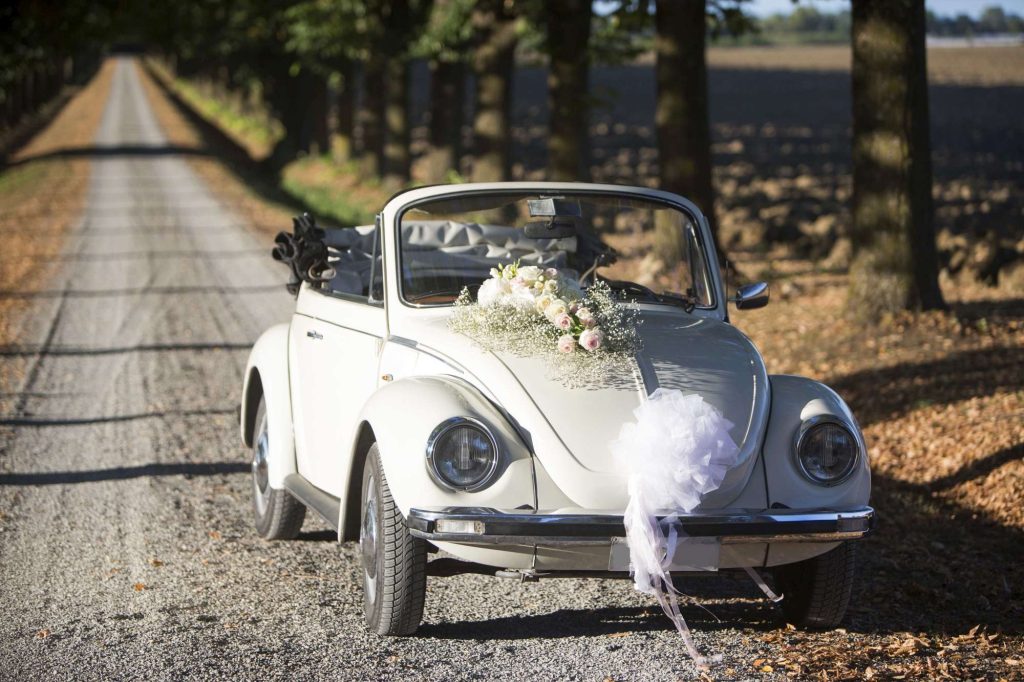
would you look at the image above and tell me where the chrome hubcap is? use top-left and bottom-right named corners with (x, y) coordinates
top-left (252, 427), bottom-right (270, 514)
top-left (360, 474), bottom-right (379, 605)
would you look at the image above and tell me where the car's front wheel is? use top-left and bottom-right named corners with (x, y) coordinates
top-left (773, 542), bottom-right (857, 628)
top-left (251, 398), bottom-right (306, 539)
top-left (360, 444), bottom-right (427, 636)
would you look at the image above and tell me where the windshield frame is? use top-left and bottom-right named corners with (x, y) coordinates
top-left (393, 186), bottom-right (720, 312)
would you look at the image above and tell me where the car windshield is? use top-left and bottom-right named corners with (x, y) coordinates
top-left (398, 191), bottom-right (716, 308)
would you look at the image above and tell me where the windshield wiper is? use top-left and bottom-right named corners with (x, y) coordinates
top-left (655, 290), bottom-right (698, 313)
top-left (603, 279), bottom-right (697, 312)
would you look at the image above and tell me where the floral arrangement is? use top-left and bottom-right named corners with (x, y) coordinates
top-left (449, 262), bottom-right (640, 386)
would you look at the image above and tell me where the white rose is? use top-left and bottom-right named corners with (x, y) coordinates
top-left (517, 265), bottom-right (542, 283)
top-left (535, 293), bottom-right (554, 313)
top-left (509, 286), bottom-right (537, 312)
top-left (477, 277), bottom-right (510, 307)
top-left (545, 298), bottom-right (568, 319)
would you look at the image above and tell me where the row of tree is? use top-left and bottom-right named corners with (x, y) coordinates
top-left (926, 6), bottom-right (1024, 37)
top-left (4, 0), bottom-right (945, 315)
top-left (0, 2), bottom-right (107, 130)
top-left (138, 0), bottom-right (753, 259)
top-left (141, 1), bottom-right (658, 182)
top-left (737, 5), bottom-right (1023, 45)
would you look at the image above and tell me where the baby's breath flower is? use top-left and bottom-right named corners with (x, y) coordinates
top-left (449, 268), bottom-right (642, 388)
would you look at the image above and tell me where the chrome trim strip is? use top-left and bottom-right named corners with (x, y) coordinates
top-left (408, 506), bottom-right (875, 545)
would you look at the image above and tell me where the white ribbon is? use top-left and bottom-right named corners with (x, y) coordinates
top-left (612, 388), bottom-right (743, 668)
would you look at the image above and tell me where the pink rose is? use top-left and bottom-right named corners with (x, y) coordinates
top-left (557, 334), bottom-right (576, 353)
top-left (544, 268), bottom-right (559, 279)
top-left (554, 312), bottom-right (573, 330)
top-left (578, 328), bottom-right (604, 352)
top-left (576, 307), bottom-right (597, 328)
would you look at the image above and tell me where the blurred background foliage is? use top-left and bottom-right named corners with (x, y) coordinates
top-left (2, 0), bottom-right (1022, 317)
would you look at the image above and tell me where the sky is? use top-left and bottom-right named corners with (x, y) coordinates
top-left (745, 0), bottom-right (1024, 18)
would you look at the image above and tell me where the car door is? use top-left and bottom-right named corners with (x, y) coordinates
top-left (289, 230), bottom-right (385, 498)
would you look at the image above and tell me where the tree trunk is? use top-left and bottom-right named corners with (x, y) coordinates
top-left (471, 0), bottom-right (517, 183)
top-left (335, 60), bottom-right (357, 163)
top-left (383, 57), bottom-right (411, 186)
top-left (424, 59), bottom-right (466, 182)
top-left (850, 0), bottom-right (944, 315)
top-left (654, 0), bottom-right (720, 266)
top-left (268, 68), bottom-right (315, 169)
top-left (546, 0), bottom-right (592, 181)
top-left (360, 55), bottom-right (386, 177)
top-left (310, 74), bottom-right (330, 156)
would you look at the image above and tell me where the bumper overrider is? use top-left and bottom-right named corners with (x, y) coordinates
top-left (408, 506), bottom-right (875, 546)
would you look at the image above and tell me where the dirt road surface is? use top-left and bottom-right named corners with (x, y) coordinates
top-left (0, 58), bottom-right (790, 681)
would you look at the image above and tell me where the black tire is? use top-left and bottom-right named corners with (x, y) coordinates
top-left (773, 542), bottom-right (857, 628)
top-left (360, 444), bottom-right (427, 636)
top-left (251, 398), bottom-right (305, 540)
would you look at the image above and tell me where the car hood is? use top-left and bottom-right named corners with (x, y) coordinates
top-left (410, 308), bottom-right (770, 508)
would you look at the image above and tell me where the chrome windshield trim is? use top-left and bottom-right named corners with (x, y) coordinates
top-left (393, 187), bottom-right (720, 311)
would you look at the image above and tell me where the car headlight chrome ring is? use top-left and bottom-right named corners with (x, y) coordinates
top-left (426, 417), bottom-right (500, 492)
top-left (793, 415), bottom-right (861, 486)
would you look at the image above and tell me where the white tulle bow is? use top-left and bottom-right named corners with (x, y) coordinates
top-left (611, 388), bottom-right (742, 668)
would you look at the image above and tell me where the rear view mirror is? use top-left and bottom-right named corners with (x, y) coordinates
top-left (730, 281), bottom-right (770, 310)
top-left (524, 217), bottom-right (579, 240)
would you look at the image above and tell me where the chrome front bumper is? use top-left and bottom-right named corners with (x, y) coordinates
top-left (408, 506), bottom-right (875, 546)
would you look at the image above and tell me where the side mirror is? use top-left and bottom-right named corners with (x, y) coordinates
top-left (730, 281), bottom-right (770, 310)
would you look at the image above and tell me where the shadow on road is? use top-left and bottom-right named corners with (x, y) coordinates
top-left (419, 605), bottom-right (676, 640)
top-left (0, 249), bottom-right (265, 260)
top-left (0, 342), bottom-right (253, 357)
top-left (418, 595), bottom-right (779, 641)
top-left (0, 406), bottom-right (236, 427)
top-left (0, 284), bottom-right (283, 299)
top-left (0, 461), bottom-right (247, 485)
top-left (4, 144), bottom-right (212, 168)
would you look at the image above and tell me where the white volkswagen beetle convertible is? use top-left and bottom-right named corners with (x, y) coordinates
top-left (239, 183), bottom-right (873, 637)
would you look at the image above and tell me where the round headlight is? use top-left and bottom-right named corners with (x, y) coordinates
top-left (426, 418), bottom-right (499, 491)
top-left (795, 417), bottom-right (859, 486)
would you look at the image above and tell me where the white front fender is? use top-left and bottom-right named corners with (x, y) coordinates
top-left (348, 376), bottom-right (536, 524)
top-left (763, 375), bottom-right (871, 509)
top-left (240, 323), bottom-right (296, 489)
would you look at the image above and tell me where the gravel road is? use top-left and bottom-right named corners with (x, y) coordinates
top-left (0, 58), bottom-right (779, 681)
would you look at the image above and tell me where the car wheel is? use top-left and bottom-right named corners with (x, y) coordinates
top-left (251, 398), bottom-right (306, 539)
top-left (773, 542), bottom-right (857, 628)
top-left (360, 444), bottom-right (427, 636)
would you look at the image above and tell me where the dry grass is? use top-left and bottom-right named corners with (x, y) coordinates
top-left (706, 45), bottom-right (1024, 86)
top-left (0, 60), bottom-right (115, 410)
top-left (728, 262), bottom-right (1024, 679)
top-left (138, 61), bottom-right (382, 233)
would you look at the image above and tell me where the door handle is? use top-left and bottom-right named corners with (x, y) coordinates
top-left (306, 330), bottom-right (323, 340)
